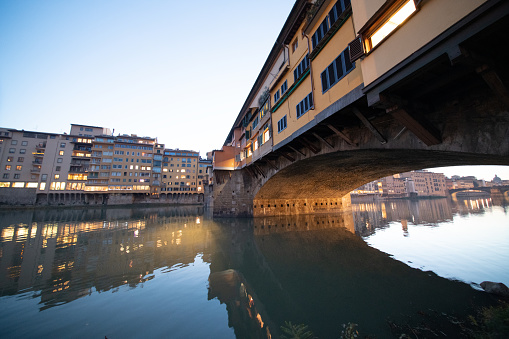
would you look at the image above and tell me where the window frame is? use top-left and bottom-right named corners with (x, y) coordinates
top-left (296, 92), bottom-right (314, 119)
top-left (320, 47), bottom-right (355, 93)
top-left (277, 115), bottom-right (288, 133)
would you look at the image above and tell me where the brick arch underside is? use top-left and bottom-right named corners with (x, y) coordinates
top-left (253, 149), bottom-right (509, 209)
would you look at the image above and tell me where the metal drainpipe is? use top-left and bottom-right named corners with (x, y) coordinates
top-left (303, 33), bottom-right (315, 110)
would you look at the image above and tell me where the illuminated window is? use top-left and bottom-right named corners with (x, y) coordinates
top-left (0, 182), bottom-right (10, 187)
top-left (7, 157), bottom-right (13, 162)
top-left (59, 150), bottom-right (64, 155)
top-left (12, 182), bottom-right (25, 188)
top-left (5, 165), bottom-right (11, 170)
top-left (16, 165), bottom-right (22, 170)
top-left (369, 0), bottom-right (416, 49)
top-left (263, 127), bottom-right (270, 143)
top-left (54, 174), bottom-right (60, 179)
top-left (39, 182), bottom-right (46, 190)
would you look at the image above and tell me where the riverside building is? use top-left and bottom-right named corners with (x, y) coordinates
top-left (0, 124), bottom-right (204, 205)
top-left (351, 170), bottom-right (447, 198)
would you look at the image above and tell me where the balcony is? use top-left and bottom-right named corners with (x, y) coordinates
top-left (35, 143), bottom-right (46, 150)
top-left (69, 168), bottom-right (88, 174)
top-left (31, 167), bottom-right (41, 173)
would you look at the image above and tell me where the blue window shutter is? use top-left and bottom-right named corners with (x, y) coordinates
top-left (321, 70), bottom-right (328, 92)
top-left (335, 56), bottom-right (344, 80)
top-left (344, 49), bottom-right (354, 72)
top-left (327, 63), bottom-right (335, 88)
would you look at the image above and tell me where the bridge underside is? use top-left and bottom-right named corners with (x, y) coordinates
top-left (212, 149), bottom-right (509, 217)
top-left (254, 149), bottom-right (509, 216)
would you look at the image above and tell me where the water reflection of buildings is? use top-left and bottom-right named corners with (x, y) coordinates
top-left (0, 206), bottom-right (210, 310)
top-left (351, 199), bottom-right (454, 237)
top-left (453, 197), bottom-right (494, 217)
top-left (351, 197), bottom-right (498, 237)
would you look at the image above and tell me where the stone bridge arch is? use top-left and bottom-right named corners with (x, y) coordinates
top-left (213, 149), bottom-right (509, 217)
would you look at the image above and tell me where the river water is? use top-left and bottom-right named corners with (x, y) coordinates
top-left (0, 197), bottom-right (507, 338)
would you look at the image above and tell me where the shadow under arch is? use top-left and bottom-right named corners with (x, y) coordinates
top-left (253, 149), bottom-right (509, 216)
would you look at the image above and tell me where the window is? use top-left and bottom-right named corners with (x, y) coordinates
top-left (16, 165), bottom-right (22, 171)
top-left (5, 165), bottom-right (11, 171)
top-left (312, 17), bottom-right (330, 50)
top-left (9, 148), bottom-right (15, 153)
top-left (368, 0), bottom-right (416, 49)
top-left (292, 39), bottom-right (298, 53)
top-left (60, 143), bottom-right (65, 148)
top-left (320, 47), bottom-right (355, 93)
top-left (17, 157), bottom-right (24, 162)
top-left (312, 0), bottom-right (351, 49)
top-left (296, 92), bottom-right (314, 119)
top-left (274, 90), bottom-right (280, 103)
top-left (57, 158), bottom-right (63, 163)
top-left (7, 157), bottom-right (13, 162)
top-left (14, 174), bottom-right (20, 179)
top-left (21, 141), bottom-right (28, 146)
top-left (281, 80), bottom-right (288, 95)
top-left (59, 150), bottom-right (64, 155)
top-left (19, 149), bottom-right (26, 154)
top-left (253, 116), bottom-right (259, 129)
top-left (2, 174), bottom-right (8, 179)
top-left (277, 115), bottom-right (287, 133)
top-left (11, 140), bottom-right (18, 145)
top-left (56, 166), bottom-right (61, 171)
top-left (293, 54), bottom-right (310, 81)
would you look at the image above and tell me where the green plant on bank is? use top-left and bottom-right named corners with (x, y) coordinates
top-left (305, 0), bottom-right (326, 22)
top-left (340, 322), bottom-right (359, 339)
top-left (469, 302), bottom-right (509, 338)
top-left (280, 321), bottom-right (315, 339)
top-left (280, 321), bottom-right (359, 339)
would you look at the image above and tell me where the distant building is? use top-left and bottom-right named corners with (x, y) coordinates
top-left (0, 124), bottom-right (206, 205)
top-left (492, 174), bottom-right (503, 185)
top-left (160, 149), bottom-right (200, 194)
top-left (351, 170), bottom-right (447, 198)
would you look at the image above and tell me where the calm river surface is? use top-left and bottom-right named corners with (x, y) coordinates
top-left (0, 197), bottom-right (508, 338)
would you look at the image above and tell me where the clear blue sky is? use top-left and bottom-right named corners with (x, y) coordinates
top-left (1, 0), bottom-right (507, 180)
top-left (0, 0), bottom-right (295, 154)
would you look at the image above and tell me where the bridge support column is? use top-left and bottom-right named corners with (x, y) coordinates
top-left (213, 169), bottom-right (256, 217)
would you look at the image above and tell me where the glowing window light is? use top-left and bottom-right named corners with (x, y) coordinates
top-left (370, 0), bottom-right (416, 48)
